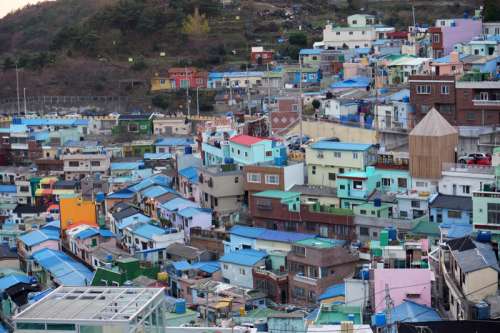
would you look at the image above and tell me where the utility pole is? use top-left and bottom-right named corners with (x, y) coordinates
top-left (185, 66), bottom-right (190, 118)
top-left (267, 63), bottom-right (272, 136)
top-left (23, 88), bottom-right (27, 115)
top-left (385, 283), bottom-right (395, 333)
top-left (246, 64), bottom-right (251, 116)
top-left (205, 287), bottom-right (209, 327)
top-left (412, 4), bottom-right (416, 29)
top-left (15, 62), bottom-right (20, 116)
top-left (196, 86), bottom-right (200, 116)
top-left (299, 56), bottom-right (303, 146)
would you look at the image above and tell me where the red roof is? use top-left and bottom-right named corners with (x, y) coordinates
top-left (229, 134), bottom-right (264, 146)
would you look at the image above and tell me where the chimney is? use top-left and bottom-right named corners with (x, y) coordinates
top-left (450, 51), bottom-right (459, 63)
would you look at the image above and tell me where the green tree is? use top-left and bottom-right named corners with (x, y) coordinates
top-left (289, 32), bottom-right (307, 47)
top-left (182, 7), bottom-right (210, 37)
top-left (131, 56), bottom-right (147, 71)
top-left (2, 57), bottom-right (15, 71)
top-left (137, 7), bottom-right (168, 34)
top-left (484, 0), bottom-right (500, 22)
top-left (152, 94), bottom-right (170, 110)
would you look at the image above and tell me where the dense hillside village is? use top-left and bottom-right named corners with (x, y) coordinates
top-left (1, 0), bottom-right (500, 333)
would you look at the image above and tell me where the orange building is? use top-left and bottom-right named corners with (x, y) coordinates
top-left (59, 196), bottom-right (97, 235)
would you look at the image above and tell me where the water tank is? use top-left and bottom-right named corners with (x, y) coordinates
top-left (96, 192), bottom-right (105, 203)
top-left (373, 312), bottom-right (386, 326)
top-left (184, 146), bottom-right (193, 155)
top-left (95, 172), bottom-right (101, 180)
top-left (387, 227), bottom-right (397, 241)
top-left (106, 254), bottom-right (113, 262)
top-left (224, 157), bottom-right (234, 164)
top-left (175, 299), bottom-right (186, 314)
top-left (477, 231), bottom-right (492, 243)
top-left (475, 301), bottom-right (490, 320)
top-left (361, 269), bottom-right (369, 280)
top-left (374, 198), bottom-right (382, 207)
top-left (402, 96), bottom-right (410, 103)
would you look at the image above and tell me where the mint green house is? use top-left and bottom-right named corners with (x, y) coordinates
top-left (337, 166), bottom-right (411, 209)
top-left (253, 190), bottom-right (301, 212)
top-left (473, 164), bottom-right (500, 240)
top-left (228, 134), bottom-right (284, 165)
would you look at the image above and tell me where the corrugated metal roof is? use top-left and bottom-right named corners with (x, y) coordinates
top-left (19, 229), bottom-right (60, 247)
top-left (253, 190), bottom-right (300, 200)
top-left (310, 141), bottom-right (373, 151)
top-left (230, 225), bottom-right (312, 243)
top-left (318, 283), bottom-right (345, 301)
top-left (110, 161), bottom-right (144, 171)
top-left (0, 274), bottom-right (33, 291)
top-left (177, 207), bottom-right (211, 218)
top-left (219, 249), bottom-right (267, 266)
top-left (387, 300), bottom-right (441, 323)
top-left (0, 185), bottom-right (17, 193)
top-left (141, 185), bottom-right (172, 198)
top-left (160, 197), bottom-right (198, 212)
top-left (74, 228), bottom-right (99, 240)
top-left (117, 213), bottom-right (151, 230)
top-left (155, 137), bottom-right (194, 146)
top-left (330, 76), bottom-right (371, 89)
top-left (131, 223), bottom-right (169, 240)
top-left (32, 248), bottom-right (93, 286)
top-left (179, 166), bottom-right (199, 183)
top-left (229, 134), bottom-right (265, 146)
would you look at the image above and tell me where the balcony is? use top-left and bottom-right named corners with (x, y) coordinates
top-left (11, 143), bottom-right (28, 150)
top-left (442, 163), bottom-right (494, 175)
top-left (254, 268), bottom-right (288, 281)
top-left (473, 99), bottom-right (500, 106)
top-left (293, 273), bottom-right (318, 286)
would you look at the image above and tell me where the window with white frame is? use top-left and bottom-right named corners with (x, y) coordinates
top-left (416, 85), bottom-right (431, 94)
top-left (352, 152), bottom-right (358, 159)
top-left (265, 174), bottom-right (280, 185)
top-left (441, 85), bottom-right (449, 95)
top-left (247, 173), bottom-right (261, 183)
top-left (334, 151), bottom-right (341, 158)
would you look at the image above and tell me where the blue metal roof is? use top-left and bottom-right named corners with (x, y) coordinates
top-left (220, 249), bottom-right (267, 266)
top-left (74, 228), bottom-right (99, 240)
top-left (310, 141), bottom-right (373, 151)
top-left (144, 153), bottom-right (173, 160)
top-left (385, 300), bottom-right (441, 323)
top-left (193, 261), bottom-right (220, 274)
top-left (117, 213), bottom-right (151, 230)
top-left (209, 71), bottom-right (264, 79)
top-left (32, 131), bottom-right (50, 141)
top-left (106, 188), bottom-right (135, 199)
top-left (0, 274), bottom-right (33, 291)
top-left (19, 229), bottom-right (60, 247)
top-left (389, 89), bottom-right (410, 102)
top-left (330, 76), bottom-right (371, 89)
top-left (161, 197), bottom-right (197, 212)
top-left (0, 185), bottom-right (17, 193)
top-left (230, 225), bottom-right (312, 243)
top-left (32, 248), bottom-right (93, 286)
top-left (128, 174), bottom-right (172, 193)
top-left (17, 118), bottom-right (88, 127)
top-left (179, 166), bottom-right (199, 183)
top-left (230, 225), bottom-right (266, 239)
top-left (42, 220), bottom-right (61, 230)
top-left (155, 137), bottom-right (194, 146)
top-left (318, 283), bottom-right (345, 301)
top-left (177, 207), bottom-right (211, 218)
top-left (99, 229), bottom-right (115, 238)
top-left (172, 260), bottom-right (192, 271)
top-left (111, 161), bottom-right (144, 171)
top-left (131, 223), bottom-right (169, 240)
top-left (28, 288), bottom-right (54, 304)
top-left (300, 48), bottom-right (322, 55)
top-left (141, 185), bottom-right (173, 198)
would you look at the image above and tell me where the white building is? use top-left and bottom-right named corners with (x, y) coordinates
top-left (483, 22), bottom-right (500, 36)
top-left (13, 286), bottom-right (166, 333)
top-left (438, 164), bottom-right (495, 197)
top-left (321, 14), bottom-right (394, 50)
top-left (323, 99), bottom-right (358, 119)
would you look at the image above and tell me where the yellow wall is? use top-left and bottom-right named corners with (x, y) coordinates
top-left (465, 268), bottom-right (498, 303)
top-left (320, 295), bottom-right (346, 304)
top-left (289, 120), bottom-right (378, 144)
top-left (59, 197), bottom-right (97, 232)
top-left (151, 77), bottom-right (172, 91)
top-left (301, 195), bottom-right (340, 208)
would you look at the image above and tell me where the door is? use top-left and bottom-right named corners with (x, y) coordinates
top-left (452, 184), bottom-right (457, 195)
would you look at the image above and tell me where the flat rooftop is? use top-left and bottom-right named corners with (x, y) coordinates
top-left (14, 286), bottom-right (164, 323)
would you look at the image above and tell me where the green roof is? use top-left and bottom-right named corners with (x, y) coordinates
top-left (339, 171), bottom-right (368, 178)
top-left (295, 237), bottom-right (344, 249)
top-left (253, 190), bottom-right (300, 200)
top-left (315, 304), bottom-right (362, 325)
top-left (411, 219), bottom-right (440, 237)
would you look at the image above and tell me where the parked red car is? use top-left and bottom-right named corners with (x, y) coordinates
top-left (467, 154), bottom-right (492, 166)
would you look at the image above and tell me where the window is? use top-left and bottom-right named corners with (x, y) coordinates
top-left (223, 264), bottom-right (228, 270)
top-left (382, 178), bottom-right (391, 186)
top-left (400, 211), bottom-right (408, 218)
top-left (159, 79), bottom-right (166, 85)
top-left (293, 287), bottom-right (305, 298)
top-left (266, 151), bottom-right (273, 157)
top-left (17, 323), bottom-right (46, 330)
top-left (320, 225), bottom-right (329, 237)
top-left (19, 186), bottom-right (29, 192)
top-left (349, 31), bottom-right (353, 35)
top-left (487, 203), bottom-right (500, 224)
top-left (237, 149), bottom-right (241, 155)
top-left (214, 198), bottom-right (218, 206)
top-left (69, 161), bottom-right (79, 167)
top-left (317, 152), bottom-right (324, 159)
top-left (462, 185), bottom-right (470, 194)
top-left (245, 152), bottom-right (248, 157)
top-left (234, 177), bottom-right (239, 183)
top-left (411, 200), bottom-right (420, 208)
top-left (328, 173), bottom-right (336, 181)
top-left (292, 245), bottom-right (306, 256)
top-left (398, 178), bottom-right (408, 188)
top-left (448, 210), bottom-right (461, 219)
top-left (265, 174), bottom-right (279, 185)
top-left (247, 173), bottom-right (261, 183)
top-left (360, 227), bottom-right (369, 236)
top-left (352, 152), bottom-right (358, 159)
top-left (309, 290), bottom-right (316, 302)
top-left (416, 85), bottom-right (431, 94)
top-left (240, 268), bottom-right (246, 275)
top-left (441, 85), bottom-right (449, 95)
top-left (433, 33), bottom-right (440, 43)
top-left (292, 104), bottom-right (299, 111)
top-left (334, 151), bottom-right (341, 158)
top-left (339, 185), bottom-right (345, 190)
top-left (360, 209), bottom-right (367, 215)
top-left (467, 112), bottom-right (476, 121)
top-left (353, 180), bottom-right (363, 190)
top-left (91, 238), bottom-right (97, 247)
top-left (336, 32), bottom-right (340, 35)
top-left (128, 123), bottom-right (138, 132)
top-left (480, 91), bottom-right (489, 101)
top-left (311, 166), bottom-right (316, 175)
top-left (421, 105), bottom-right (430, 114)
top-left (416, 181), bottom-right (427, 187)
top-left (91, 161), bottom-right (100, 167)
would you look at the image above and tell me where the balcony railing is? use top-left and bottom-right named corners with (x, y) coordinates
top-left (254, 268), bottom-right (288, 281)
top-left (442, 163), bottom-right (494, 174)
top-left (472, 99), bottom-right (500, 106)
top-left (293, 273), bottom-right (318, 285)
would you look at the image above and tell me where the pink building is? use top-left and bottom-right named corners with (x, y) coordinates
top-left (373, 268), bottom-right (434, 312)
top-left (17, 228), bottom-right (60, 273)
top-left (430, 51), bottom-right (464, 76)
top-left (430, 18), bottom-right (482, 58)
